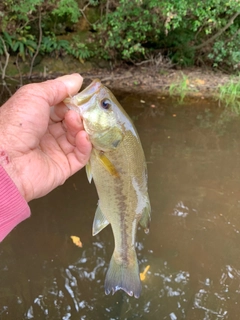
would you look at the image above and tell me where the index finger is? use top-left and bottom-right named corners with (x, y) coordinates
top-left (50, 102), bottom-right (69, 123)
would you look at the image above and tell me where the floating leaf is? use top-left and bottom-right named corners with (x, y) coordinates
top-left (70, 236), bottom-right (82, 247)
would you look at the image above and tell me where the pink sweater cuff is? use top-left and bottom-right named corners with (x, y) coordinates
top-left (0, 165), bottom-right (30, 242)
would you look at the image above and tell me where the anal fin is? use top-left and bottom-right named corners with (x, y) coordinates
top-left (92, 204), bottom-right (109, 236)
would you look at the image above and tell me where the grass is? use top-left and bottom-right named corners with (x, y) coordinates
top-left (169, 73), bottom-right (240, 113)
top-left (217, 78), bottom-right (240, 114)
top-left (169, 73), bottom-right (196, 103)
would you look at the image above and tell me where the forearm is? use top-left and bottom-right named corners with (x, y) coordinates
top-left (0, 165), bottom-right (30, 242)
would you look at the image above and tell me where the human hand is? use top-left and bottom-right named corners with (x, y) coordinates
top-left (0, 74), bottom-right (92, 202)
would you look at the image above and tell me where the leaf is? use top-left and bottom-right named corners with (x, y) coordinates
top-left (3, 32), bottom-right (13, 47)
top-left (195, 79), bottom-right (205, 85)
top-left (12, 41), bottom-right (20, 52)
top-left (140, 265), bottom-right (150, 281)
top-left (70, 235), bottom-right (82, 247)
top-left (26, 39), bottom-right (37, 49)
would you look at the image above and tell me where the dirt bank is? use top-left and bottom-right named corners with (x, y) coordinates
top-left (5, 56), bottom-right (234, 97)
top-left (80, 66), bottom-right (230, 98)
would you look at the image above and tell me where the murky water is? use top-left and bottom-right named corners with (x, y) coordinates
top-left (1, 86), bottom-right (240, 319)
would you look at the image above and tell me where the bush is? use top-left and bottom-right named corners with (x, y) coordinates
top-left (0, 0), bottom-right (240, 71)
top-left (94, 0), bottom-right (240, 69)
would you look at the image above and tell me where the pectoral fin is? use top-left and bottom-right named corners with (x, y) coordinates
top-left (112, 138), bottom-right (121, 148)
top-left (85, 162), bottom-right (92, 183)
top-left (139, 199), bottom-right (151, 231)
top-left (92, 204), bottom-right (110, 236)
top-left (98, 152), bottom-right (119, 178)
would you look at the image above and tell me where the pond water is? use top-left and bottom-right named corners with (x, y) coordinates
top-left (1, 86), bottom-right (240, 320)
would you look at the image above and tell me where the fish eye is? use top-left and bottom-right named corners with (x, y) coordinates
top-left (101, 99), bottom-right (111, 110)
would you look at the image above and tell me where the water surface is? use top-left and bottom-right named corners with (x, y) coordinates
top-left (1, 87), bottom-right (240, 319)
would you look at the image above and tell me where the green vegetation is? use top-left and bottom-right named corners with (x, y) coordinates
top-left (217, 78), bottom-right (240, 114)
top-left (0, 0), bottom-right (240, 78)
top-left (95, 0), bottom-right (240, 69)
top-left (169, 73), bottom-right (196, 103)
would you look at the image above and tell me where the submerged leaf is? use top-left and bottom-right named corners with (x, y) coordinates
top-left (140, 265), bottom-right (150, 281)
top-left (70, 236), bottom-right (82, 247)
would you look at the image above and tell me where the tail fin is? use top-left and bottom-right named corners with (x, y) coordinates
top-left (104, 250), bottom-right (141, 298)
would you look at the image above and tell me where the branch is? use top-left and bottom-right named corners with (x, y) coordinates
top-left (79, 8), bottom-right (94, 26)
top-left (79, 2), bottom-right (97, 26)
top-left (0, 36), bottom-right (10, 80)
top-left (106, 0), bottom-right (110, 16)
top-left (29, 7), bottom-right (42, 79)
top-left (194, 11), bottom-right (240, 50)
top-left (15, 55), bottom-right (23, 87)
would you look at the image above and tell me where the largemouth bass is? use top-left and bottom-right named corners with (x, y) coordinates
top-left (65, 79), bottom-right (151, 298)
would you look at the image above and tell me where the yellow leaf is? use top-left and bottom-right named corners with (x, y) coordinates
top-left (195, 79), bottom-right (205, 85)
top-left (70, 236), bottom-right (82, 248)
top-left (140, 265), bottom-right (150, 281)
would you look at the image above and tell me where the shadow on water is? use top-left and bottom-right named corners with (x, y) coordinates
top-left (1, 87), bottom-right (240, 319)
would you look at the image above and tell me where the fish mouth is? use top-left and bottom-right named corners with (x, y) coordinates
top-left (64, 79), bottom-right (102, 114)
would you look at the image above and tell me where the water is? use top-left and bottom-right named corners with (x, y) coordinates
top-left (1, 86), bottom-right (240, 319)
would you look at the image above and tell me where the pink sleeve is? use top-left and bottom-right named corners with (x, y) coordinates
top-left (0, 165), bottom-right (31, 242)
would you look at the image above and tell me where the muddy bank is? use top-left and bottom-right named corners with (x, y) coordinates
top-left (5, 56), bottom-right (233, 97)
top-left (80, 66), bottom-right (230, 98)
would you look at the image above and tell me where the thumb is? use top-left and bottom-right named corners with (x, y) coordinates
top-left (37, 73), bottom-right (83, 106)
top-left (6, 73), bottom-right (83, 110)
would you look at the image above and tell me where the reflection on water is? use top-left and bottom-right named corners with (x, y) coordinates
top-left (1, 88), bottom-right (240, 319)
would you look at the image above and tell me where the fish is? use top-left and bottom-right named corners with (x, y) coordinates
top-left (64, 79), bottom-right (151, 298)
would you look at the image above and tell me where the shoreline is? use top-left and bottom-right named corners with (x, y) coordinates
top-left (3, 56), bottom-right (236, 98)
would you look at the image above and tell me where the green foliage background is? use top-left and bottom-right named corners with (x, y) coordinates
top-left (0, 0), bottom-right (240, 70)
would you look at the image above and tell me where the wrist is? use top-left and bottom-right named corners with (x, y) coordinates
top-left (0, 149), bottom-right (28, 201)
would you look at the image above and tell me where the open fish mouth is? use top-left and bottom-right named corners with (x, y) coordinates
top-left (64, 79), bottom-right (102, 114)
